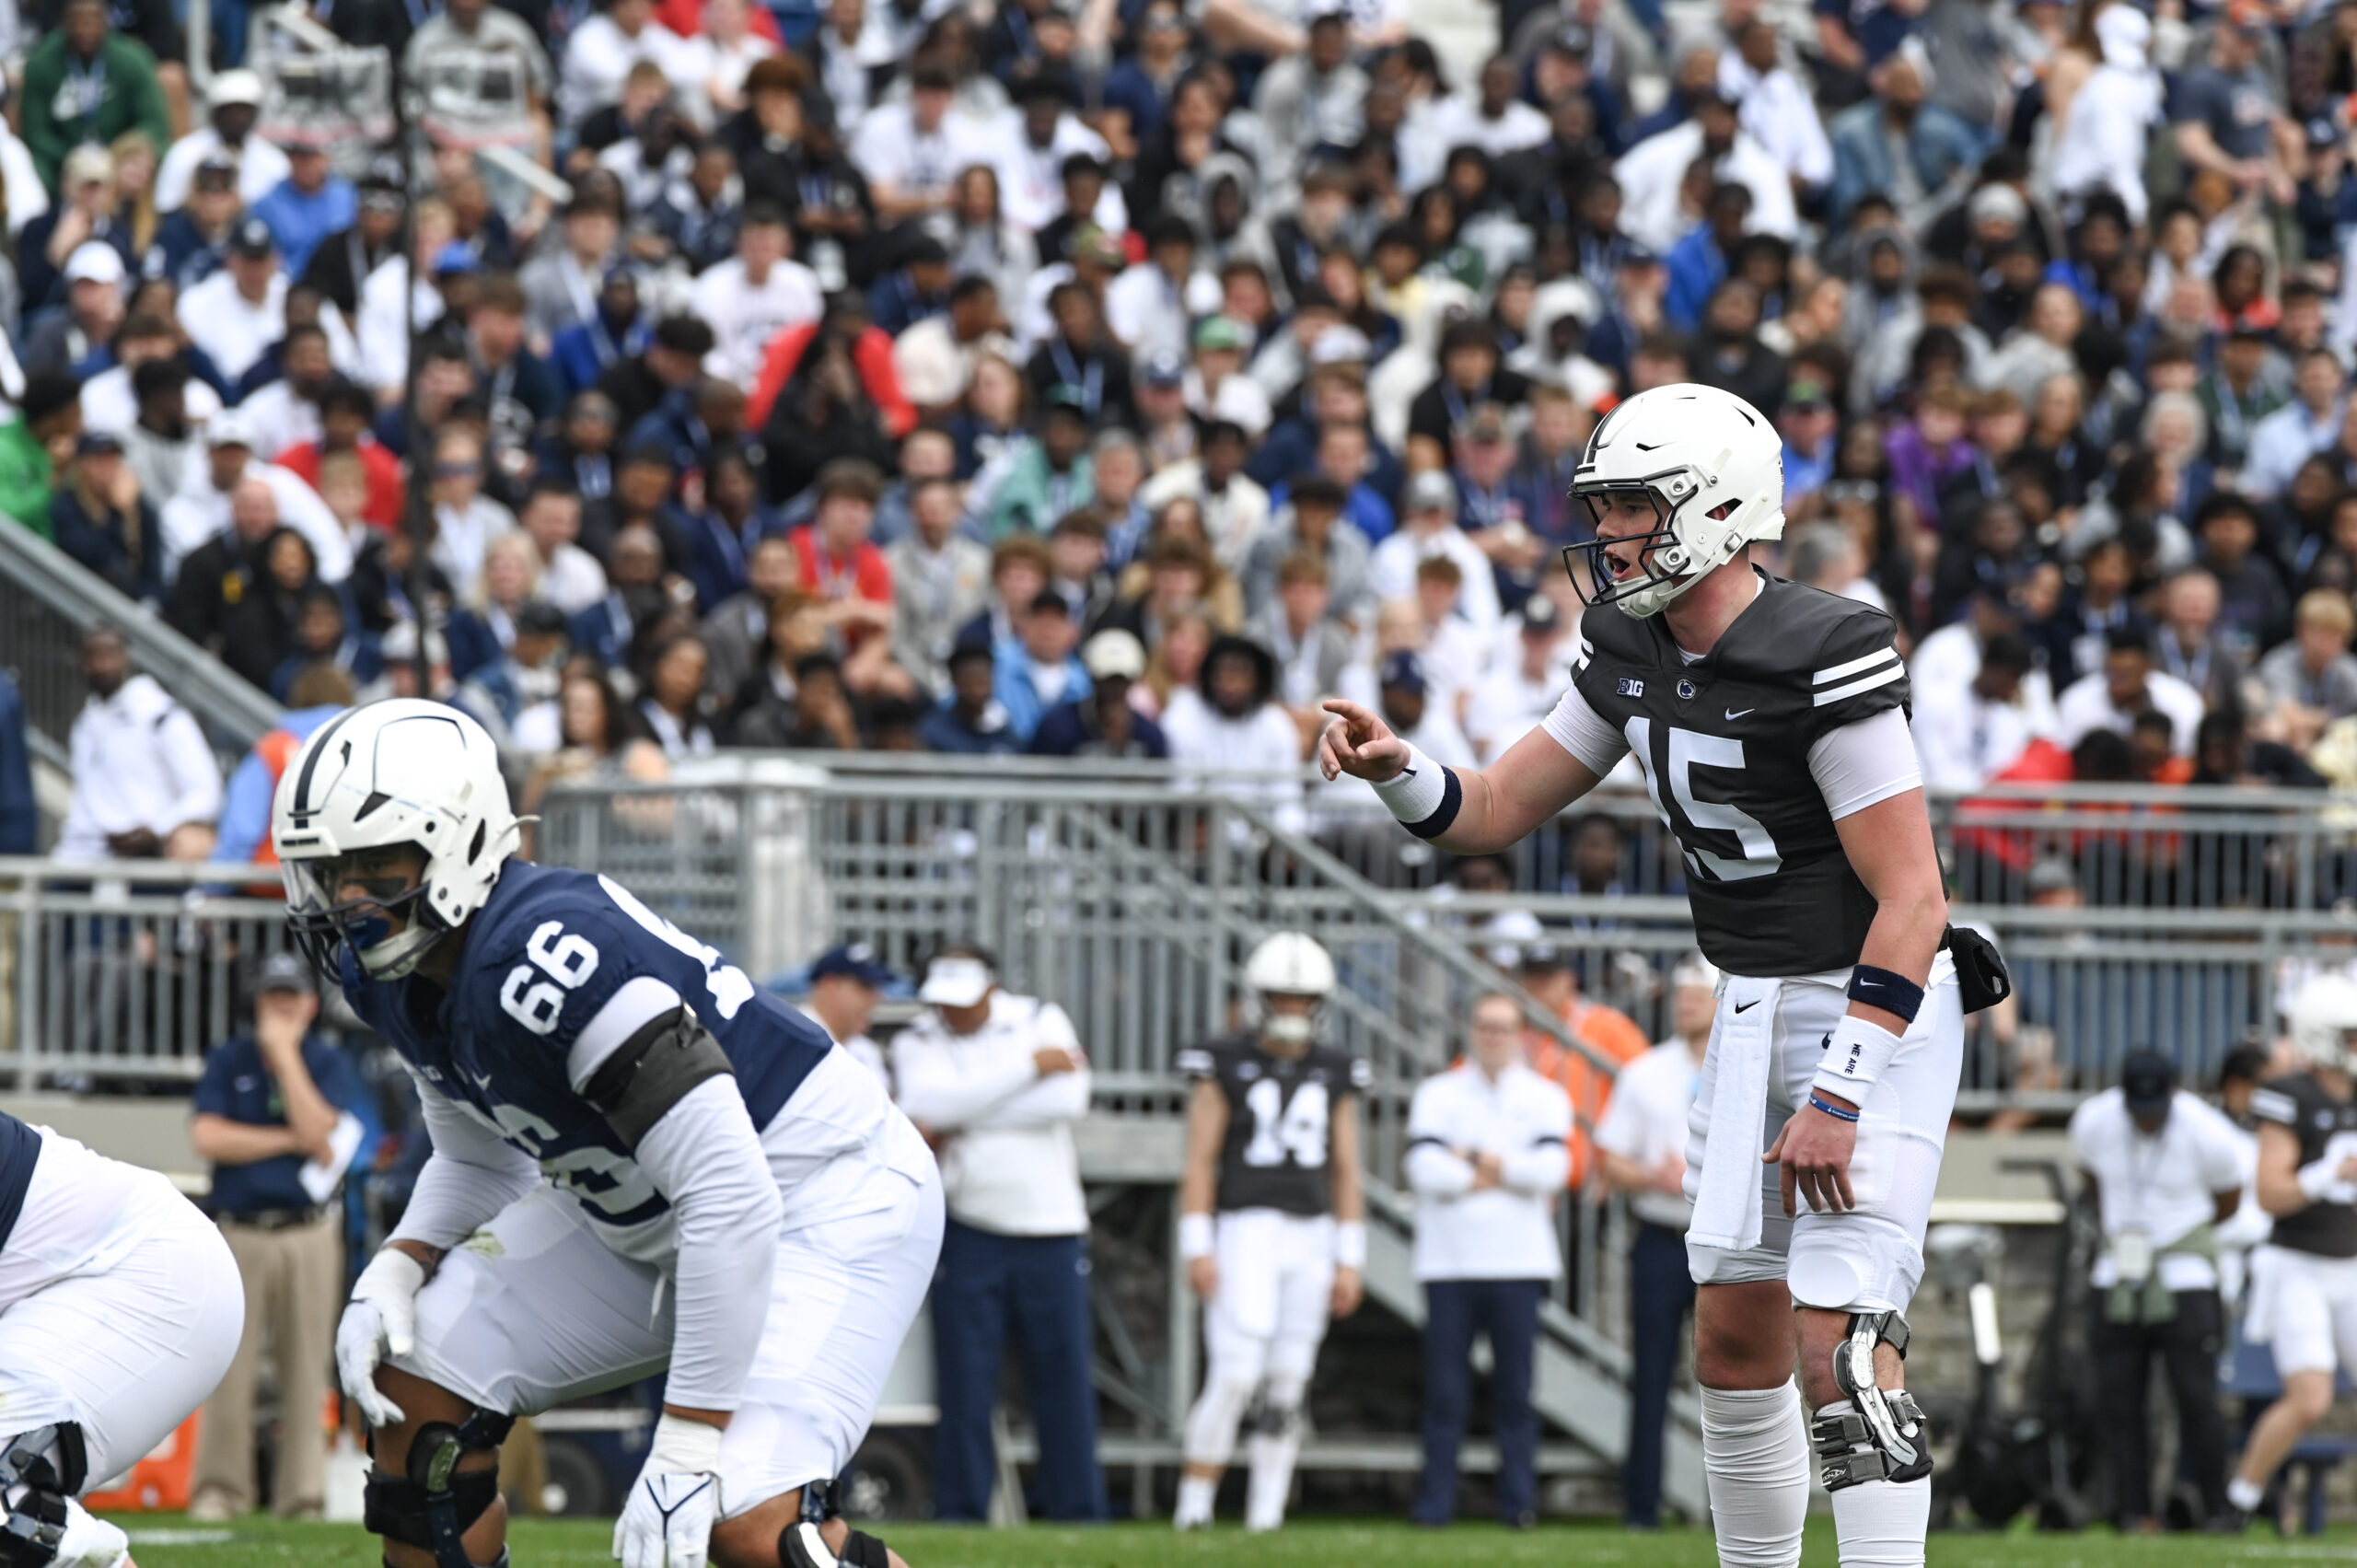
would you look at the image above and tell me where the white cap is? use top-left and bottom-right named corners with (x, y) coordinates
top-left (919, 956), bottom-right (994, 1008)
top-left (205, 408), bottom-right (252, 448)
top-left (1309, 324), bottom-right (1372, 366)
top-left (1081, 629), bottom-right (1147, 681)
top-left (208, 68), bottom-right (263, 109)
top-left (64, 242), bottom-right (124, 286)
top-left (1671, 952), bottom-right (1721, 993)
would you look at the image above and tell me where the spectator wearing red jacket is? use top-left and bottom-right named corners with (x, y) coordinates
top-left (747, 295), bottom-right (915, 438)
top-left (791, 459), bottom-right (894, 656)
top-left (273, 381), bottom-right (406, 531)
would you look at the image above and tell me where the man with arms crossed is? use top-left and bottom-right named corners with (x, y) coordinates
top-left (1323, 382), bottom-right (2003, 1568)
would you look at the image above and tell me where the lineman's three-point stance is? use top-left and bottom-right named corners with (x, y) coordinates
top-left (1172, 934), bottom-right (1367, 1532)
top-left (1323, 383), bottom-right (2008, 1568)
top-left (273, 701), bottom-right (943, 1568)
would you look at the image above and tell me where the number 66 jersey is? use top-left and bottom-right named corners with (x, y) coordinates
top-left (1178, 1035), bottom-right (1371, 1214)
top-left (1545, 570), bottom-right (1918, 978)
top-left (344, 860), bottom-right (894, 1257)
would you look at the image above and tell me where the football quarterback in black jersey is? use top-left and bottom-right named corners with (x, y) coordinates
top-left (1323, 383), bottom-right (1977, 1568)
top-left (1171, 933), bottom-right (1368, 1532)
top-left (2228, 974), bottom-right (2357, 1528)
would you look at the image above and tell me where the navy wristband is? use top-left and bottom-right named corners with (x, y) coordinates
top-left (1400, 766), bottom-right (1463, 841)
top-left (1807, 1094), bottom-right (1861, 1123)
top-left (1846, 964), bottom-right (1924, 1024)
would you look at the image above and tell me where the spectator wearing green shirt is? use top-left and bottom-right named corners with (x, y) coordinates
top-left (0, 373), bottom-right (86, 540)
top-left (20, 0), bottom-right (173, 195)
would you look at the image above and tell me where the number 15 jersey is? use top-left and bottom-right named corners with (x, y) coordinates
top-left (1178, 1035), bottom-right (1369, 1215)
top-left (1544, 571), bottom-right (1920, 978)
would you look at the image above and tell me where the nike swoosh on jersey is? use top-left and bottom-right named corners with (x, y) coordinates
top-left (1724, 707), bottom-right (1754, 720)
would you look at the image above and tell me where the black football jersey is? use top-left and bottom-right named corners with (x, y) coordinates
top-left (1571, 571), bottom-right (1910, 977)
top-left (2250, 1072), bottom-right (2357, 1258)
top-left (1177, 1033), bottom-right (1369, 1215)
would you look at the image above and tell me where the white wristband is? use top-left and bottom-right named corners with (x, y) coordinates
top-left (2298, 1158), bottom-right (2342, 1203)
top-left (1368, 742), bottom-right (1444, 823)
top-left (1811, 1013), bottom-right (1904, 1101)
top-left (645, 1411), bottom-right (725, 1476)
top-left (1178, 1213), bottom-right (1213, 1260)
top-left (1333, 1221), bottom-right (1366, 1270)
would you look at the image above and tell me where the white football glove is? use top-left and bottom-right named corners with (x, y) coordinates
top-left (56, 1500), bottom-right (131, 1568)
top-left (336, 1248), bottom-right (427, 1429)
top-left (614, 1414), bottom-right (725, 1568)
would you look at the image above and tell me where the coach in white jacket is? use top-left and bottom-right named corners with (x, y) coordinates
top-left (892, 946), bottom-right (1108, 1522)
top-left (1403, 992), bottom-right (1573, 1527)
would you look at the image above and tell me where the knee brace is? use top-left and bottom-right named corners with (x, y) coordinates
top-left (782, 1477), bottom-right (892, 1568)
top-left (1813, 1311), bottom-right (1930, 1491)
top-left (1184, 1369), bottom-right (1263, 1465)
top-left (363, 1410), bottom-right (515, 1568)
top-left (0, 1424), bottom-right (85, 1567)
top-left (1251, 1401), bottom-right (1305, 1440)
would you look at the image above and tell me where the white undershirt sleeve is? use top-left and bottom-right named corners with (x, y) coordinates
top-left (1538, 683), bottom-right (1631, 777)
top-left (389, 1072), bottom-right (544, 1251)
top-left (632, 1075), bottom-right (785, 1411)
top-left (1806, 705), bottom-right (1923, 819)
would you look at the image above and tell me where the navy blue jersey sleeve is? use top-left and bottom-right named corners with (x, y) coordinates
top-left (1805, 606), bottom-right (1910, 741)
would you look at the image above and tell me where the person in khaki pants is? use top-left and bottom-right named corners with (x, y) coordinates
top-left (187, 951), bottom-right (367, 1521)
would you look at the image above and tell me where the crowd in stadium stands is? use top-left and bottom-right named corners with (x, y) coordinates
top-left (30, 0), bottom-right (2357, 871)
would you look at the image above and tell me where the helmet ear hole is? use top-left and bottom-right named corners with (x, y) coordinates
top-left (1708, 499), bottom-right (1740, 521)
top-left (469, 820), bottom-right (488, 863)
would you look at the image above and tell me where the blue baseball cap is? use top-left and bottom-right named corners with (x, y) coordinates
top-left (810, 942), bottom-right (892, 988)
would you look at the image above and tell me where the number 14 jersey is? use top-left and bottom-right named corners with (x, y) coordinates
top-left (1178, 1035), bottom-right (1369, 1215)
top-left (1549, 571), bottom-right (1915, 978)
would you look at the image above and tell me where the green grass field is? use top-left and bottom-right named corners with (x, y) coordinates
top-left (100, 1516), bottom-right (2357, 1568)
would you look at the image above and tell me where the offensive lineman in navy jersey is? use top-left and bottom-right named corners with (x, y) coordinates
top-left (273, 700), bottom-right (943, 1568)
top-left (1322, 384), bottom-right (2007, 1568)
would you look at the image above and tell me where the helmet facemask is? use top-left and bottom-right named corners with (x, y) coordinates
top-left (283, 844), bottom-right (450, 981)
top-left (1566, 469), bottom-right (1736, 619)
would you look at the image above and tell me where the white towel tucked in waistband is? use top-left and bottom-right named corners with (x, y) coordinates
top-left (1687, 975), bottom-right (1782, 1254)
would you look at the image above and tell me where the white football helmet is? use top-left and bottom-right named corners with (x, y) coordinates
top-left (273, 700), bottom-right (523, 980)
top-left (1566, 382), bottom-right (1786, 619)
top-left (1244, 932), bottom-right (1337, 1047)
top-left (2289, 972), bottom-right (2357, 1073)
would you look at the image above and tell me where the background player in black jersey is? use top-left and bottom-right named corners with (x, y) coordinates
top-left (1322, 383), bottom-right (1966, 1568)
top-left (2226, 973), bottom-right (2357, 1528)
top-left (1171, 933), bottom-right (1369, 1532)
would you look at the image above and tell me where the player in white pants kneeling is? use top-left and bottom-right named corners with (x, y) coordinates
top-left (0, 1110), bottom-right (244, 1568)
top-left (1172, 934), bottom-right (1368, 1532)
top-left (1322, 383), bottom-right (2011, 1567)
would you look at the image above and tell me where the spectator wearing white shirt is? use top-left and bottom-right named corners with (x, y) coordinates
top-left (992, 78), bottom-right (1126, 236)
top-left (1612, 95), bottom-right (1800, 254)
top-left (1371, 470), bottom-right (1503, 633)
top-left (892, 947), bottom-right (1108, 1522)
top-left (849, 64), bottom-right (964, 224)
top-left (2055, 625), bottom-right (2208, 756)
top-left (2068, 1051), bottom-right (2245, 1531)
top-left (1421, 56), bottom-right (1551, 172)
top-left (2048, 5), bottom-right (2161, 225)
top-left (158, 414), bottom-right (353, 585)
top-left (1163, 633), bottom-right (1308, 825)
top-left (1466, 594), bottom-right (1571, 761)
top-left (58, 629), bottom-right (223, 864)
top-left (156, 70), bottom-right (290, 215)
top-left (1376, 649), bottom-right (1474, 769)
top-left (517, 482), bottom-right (609, 616)
top-left (1104, 216), bottom-right (1222, 363)
top-left (798, 941), bottom-right (894, 1086)
top-left (1912, 632), bottom-right (2045, 790)
top-left (425, 428), bottom-right (518, 602)
top-left (1595, 957), bottom-right (1713, 1528)
top-left (1717, 22), bottom-right (1831, 197)
top-left (176, 219), bottom-right (287, 389)
top-left (1403, 992), bottom-right (1573, 1527)
top-left (560, 0), bottom-right (689, 131)
top-left (691, 202), bottom-right (823, 387)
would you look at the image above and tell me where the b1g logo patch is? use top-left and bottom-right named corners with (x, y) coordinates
top-left (1618, 678), bottom-right (1644, 698)
top-left (1676, 678), bottom-right (1698, 701)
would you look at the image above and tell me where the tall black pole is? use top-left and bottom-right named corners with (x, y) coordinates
top-left (392, 49), bottom-right (434, 697)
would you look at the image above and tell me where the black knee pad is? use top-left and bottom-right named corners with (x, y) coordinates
top-left (781, 1520), bottom-right (891, 1568)
top-left (363, 1467), bottom-right (502, 1551)
top-left (0, 1423), bottom-right (89, 1568)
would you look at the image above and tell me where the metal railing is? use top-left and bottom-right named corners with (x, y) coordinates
top-left (0, 521), bottom-right (282, 764)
